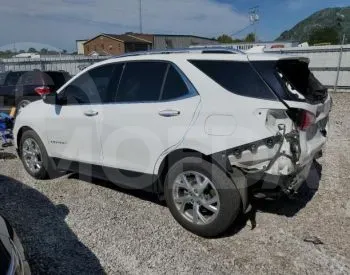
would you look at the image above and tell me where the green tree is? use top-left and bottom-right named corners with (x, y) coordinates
top-left (40, 48), bottom-right (48, 54)
top-left (309, 27), bottom-right (339, 45)
top-left (62, 49), bottom-right (67, 54)
top-left (217, 34), bottom-right (234, 44)
top-left (244, 33), bottom-right (256, 42)
top-left (19, 50), bottom-right (25, 54)
top-left (0, 51), bottom-right (13, 58)
top-left (28, 47), bottom-right (37, 53)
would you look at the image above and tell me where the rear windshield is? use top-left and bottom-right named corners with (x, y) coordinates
top-left (188, 60), bottom-right (277, 100)
top-left (44, 72), bottom-right (70, 87)
top-left (251, 60), bottom-right (327, 104)
top-left (0, 72), bottom-right (25, 86)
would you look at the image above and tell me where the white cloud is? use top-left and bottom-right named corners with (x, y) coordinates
top-left (0, 0), bottom-right (249, 50)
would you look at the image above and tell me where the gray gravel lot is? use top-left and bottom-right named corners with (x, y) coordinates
top-left (0, 92), bottom-right (350, 274)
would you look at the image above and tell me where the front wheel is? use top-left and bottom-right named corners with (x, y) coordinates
top-left (164, 157), bottom-right (241, 237)
top-left (20, 130), bottom-right (56, 179)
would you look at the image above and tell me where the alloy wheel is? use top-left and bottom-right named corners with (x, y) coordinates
top-left (22, 138), bottom-right (43, 174)
top-left (172, 171), bottom-right (220, 225)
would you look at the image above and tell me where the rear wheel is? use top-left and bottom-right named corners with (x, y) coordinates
top-left (20, 130), bottom-right (56, 179)
top-left (164, 157), bottom-right (241, 237)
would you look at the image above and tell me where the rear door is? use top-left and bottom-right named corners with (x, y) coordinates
top-left (100, 61), bottom-right (200, 188)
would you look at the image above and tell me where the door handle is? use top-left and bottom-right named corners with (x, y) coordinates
top-left (158, 110), bottom-right (180, 117)
top-left (84, 110), bottom-right (99, 117)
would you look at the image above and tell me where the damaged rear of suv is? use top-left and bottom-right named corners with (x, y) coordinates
top-left (174, 52), bottom-right (331, 236)
top-left (244, 57), bottom-right (331, 195)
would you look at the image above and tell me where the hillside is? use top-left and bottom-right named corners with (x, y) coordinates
top-left (276, 7), bottom-right (350, 44)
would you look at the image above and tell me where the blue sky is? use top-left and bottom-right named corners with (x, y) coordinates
top-left (0, 0), bottom-right (348, 51)
top-left (224, 0), bottom-right (350, 41)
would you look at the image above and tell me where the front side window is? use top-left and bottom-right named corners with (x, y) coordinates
top-left (115, 62), bottom-right (167, 102)
top-left (59, 63), bottom-right (121, 105)
top-left (189, 60), bottom-right (277, 100)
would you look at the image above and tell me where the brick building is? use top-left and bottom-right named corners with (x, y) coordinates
top-left (129, 33), bottom-right (218, 50)
top-left (83, 34), bottom-right (152, 56)
top-left (83, 33), bottom-right (218, 56)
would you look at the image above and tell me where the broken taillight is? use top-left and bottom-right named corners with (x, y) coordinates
top-left (298, 110), bottom-right (315, 130)
top-left (287, 109), bottom-right (316, 131)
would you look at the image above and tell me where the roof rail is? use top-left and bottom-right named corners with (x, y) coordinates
top-left (110, 47), bottom-right (245, 59)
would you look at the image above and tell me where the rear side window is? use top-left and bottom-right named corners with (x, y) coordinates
top-left (189, 60), bottom-right (277, 100)
top-left (161, 65), bottom-right (189, 100)
top-left (116, 62), bottom-right (167, 102)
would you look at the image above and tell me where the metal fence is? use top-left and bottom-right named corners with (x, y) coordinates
top-left (1, 45), bottom-right (350, 91)
top-left (0, 55), bottom-right (108, 76)
top-left (266, 44), bottom-right (350, 91)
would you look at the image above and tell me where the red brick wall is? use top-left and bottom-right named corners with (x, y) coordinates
top-left (84, 35), bottom-right (125, 56)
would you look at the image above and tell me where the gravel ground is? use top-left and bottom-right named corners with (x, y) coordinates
top-left (0, 92), bottom-right (349, 274)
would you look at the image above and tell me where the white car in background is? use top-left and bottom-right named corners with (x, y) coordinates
top-left (13, 48), bottom-right (331, 237)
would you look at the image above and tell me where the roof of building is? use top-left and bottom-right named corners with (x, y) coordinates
top-left (84, 34), bottom-right (152, 45)
top-left (127, 32), bottom-right (217, 41)
top-left (104, 34), bottom-right (153, 43)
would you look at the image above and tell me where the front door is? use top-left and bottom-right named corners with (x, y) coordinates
top-left (45, 63), bottom-right (118, 165)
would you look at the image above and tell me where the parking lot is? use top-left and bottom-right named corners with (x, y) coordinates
top-left (0, 92), bottom-right (349, 274)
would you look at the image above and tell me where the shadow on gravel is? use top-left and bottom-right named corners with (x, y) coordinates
top-left (69, 161), bottom-right (322, 239)
top-left (252, 160), bottom-right (322, 217)
top-left (221, 161), bottom-right (323, 238)
top-left (68, 173), bottom-right (166, 207)
top-left (0, 152), bottom-right (17, 160)
top-left (0, 174), bottom-right (105, 275)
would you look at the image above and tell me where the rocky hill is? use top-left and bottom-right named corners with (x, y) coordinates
top-left (276, 7), bottom-right (350, 44)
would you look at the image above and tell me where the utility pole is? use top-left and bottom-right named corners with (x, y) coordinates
top-left (249, 6), bottom-right (260, 42)
top-left (334, 12), bottom-right (346, 92)
top-left (139, 0), bottom-right (143, 33)
top-left (334, 33), bottom-right (345, 92)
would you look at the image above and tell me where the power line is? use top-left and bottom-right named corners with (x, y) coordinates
top-left (231, 6), bottom-right (260, 40)
top-left (249, 6), bottom-right (260, 42)
top-left (231, 24), bottom-right (252, 37)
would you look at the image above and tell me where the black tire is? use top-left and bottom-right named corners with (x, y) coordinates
top-left (20, 130), bottom-right (56, 179)
top-left (164, 157), bottom-right (241, 237)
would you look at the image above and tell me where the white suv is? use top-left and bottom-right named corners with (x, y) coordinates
top-left (14, 49), bottom-right (331, 237)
